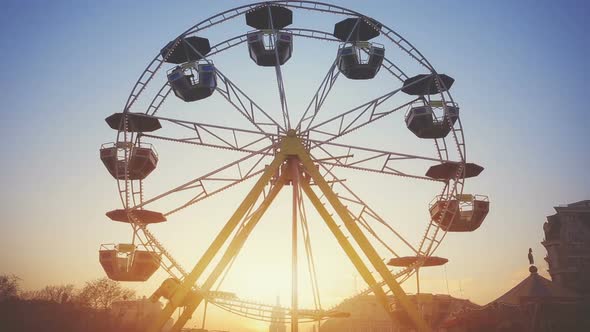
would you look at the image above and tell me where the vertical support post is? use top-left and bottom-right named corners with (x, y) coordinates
top-left (416, 268), bottom-right (420, 295)
top-left (289, 158), bottom-right (299, 332)
top-left (201, 300), bottom-right (208, 329)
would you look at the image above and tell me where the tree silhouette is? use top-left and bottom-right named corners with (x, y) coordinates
top-left (78, 277), bottom-right (136, 310)
top-left (21, 284), bottom-right (76, 304)
top-left (0, 274), bottom-right (20, 301)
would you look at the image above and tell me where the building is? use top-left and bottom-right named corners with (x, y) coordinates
top-left (441, 266), bottom-right (585, 332)
top-left (442, 199), bottom-right (590, 332)
top-left (319, 294), bottom-right (478, 332)
top-left (542, 200), bottom-right (590, 295)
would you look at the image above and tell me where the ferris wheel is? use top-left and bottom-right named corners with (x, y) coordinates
top-left (98, 1), bottom-right (489, 331)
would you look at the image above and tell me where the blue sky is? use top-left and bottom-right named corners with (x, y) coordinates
top-left (1, 0), bottom-right (589, 331)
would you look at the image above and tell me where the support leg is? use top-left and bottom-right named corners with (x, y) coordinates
top-left (301, 181), bottom-right (398, 323)
top-left (169, 174), bottom-right (287, 331)
top-left (416, 268), bottom-right (420, 295)
top-left (148, 154), bottom-right (285, 332)
top-left (290, 159), bottom-right (299, 332)
top-left (298, 151), bottom-right (430, 332)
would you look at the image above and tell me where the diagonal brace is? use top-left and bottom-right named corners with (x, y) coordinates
top-left (300, 180), bottom-right (398, 323)
top-left (296, 141), bottom-right (431, 332)
top-left (169, 173), bottom-right (288, 331)
top-left (148, 151), bottom-right (286, 332)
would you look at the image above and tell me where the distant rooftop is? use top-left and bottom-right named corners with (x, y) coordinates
top-left (554, 200), bottom-right (590, 213)
top-left (491, 266), bottom-right (578, 305)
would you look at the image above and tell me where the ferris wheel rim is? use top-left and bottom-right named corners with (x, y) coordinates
top-left (107, 0), bottom-right (468, 323)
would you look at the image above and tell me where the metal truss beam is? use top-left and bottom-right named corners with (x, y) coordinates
top-left (301, 181), bottom-right (398, 323)
top-left (147, 133), bottom-right (429, 331)
top-left (296, 62), bottom-right (340, 132)
top-left (148, 152), bottom-right (286, 332)
top-left (136, 114), bottom-right (277, 153)
top-left (169, 173), bottom-right (288, 331)
top-left (304, 75), bottom-right (433, 142)
top-left (310, 140), bottom-right (450, 181)
top-left (216, 70), bottom-right (284, 134)
top-left (134, 145), bottom-right (273, 216)
top-left (297, 138), bottom-right (430, 332)
top-left (313, 162), bottom-right (419, 256)
top-left (305, 96), bottom-right (418, 142)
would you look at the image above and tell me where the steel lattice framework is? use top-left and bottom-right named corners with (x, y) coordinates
top-left (99, 2), bottom-right (480, 332)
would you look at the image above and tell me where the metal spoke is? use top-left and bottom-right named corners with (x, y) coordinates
top-left (296, 62), bottom-right (340, 132)
top-left (133, 145), bottom-right (274, 215)
top-left (176, 37), bottom-right (285, 135)
top-left (298, 185), bottom-right (322, 310)
top-left (126, 4), bottom-right (261, 115)
top-left (285, 28), bottom-right (409, 85)
top-left (143, 27), bottom-right (409, 120)
top-left (307, 95), bottom-right (416, 141)
top-left (303, 70), bottom-right (433, 142)
top-left (310, 140), bottom-right (452, 181)
top-left (145, 35), bottom-right (256, 117)
top-left (215, 70), bottom-right (285, 133)
top-left (295, 18), bottom-right (361, 132)
top-left (314, 161), bottom-right (419, 256)
top-left (267, 6), bottom-right (292, 130)
top-left (133, 113), bottom-right (277, 153)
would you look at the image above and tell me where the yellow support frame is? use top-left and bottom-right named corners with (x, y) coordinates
top-left (296, 138), bottom-right (430, 332)
top-left (148, 152), bottom-right (286, 332)
top-left (169, 173), bottom-right (288, 330)
top-left (300, 181), bottom-right (399, 324)
top-left (149, 132), bottom-right (430, 332)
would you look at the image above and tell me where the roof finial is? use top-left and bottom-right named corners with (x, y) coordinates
top-left (528, 248), bottom-right (537, 273)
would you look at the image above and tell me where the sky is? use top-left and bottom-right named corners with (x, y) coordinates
top-left (0, 0), bottom-right (589, 331)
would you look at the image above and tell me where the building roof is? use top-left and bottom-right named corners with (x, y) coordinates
top-left (554, 200), bottom-right (590, 213)
top-left (442, 266), bottom-right (585, 330)
top-left (492, 266), bottom-right (579, 305)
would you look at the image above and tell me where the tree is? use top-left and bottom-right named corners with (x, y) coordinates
top-left (0, 274), bottom-right (20, 301)
top-left (21, 284), bottom-right (76, 303)
top-left (78, 277), bottom-right (136, 310)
